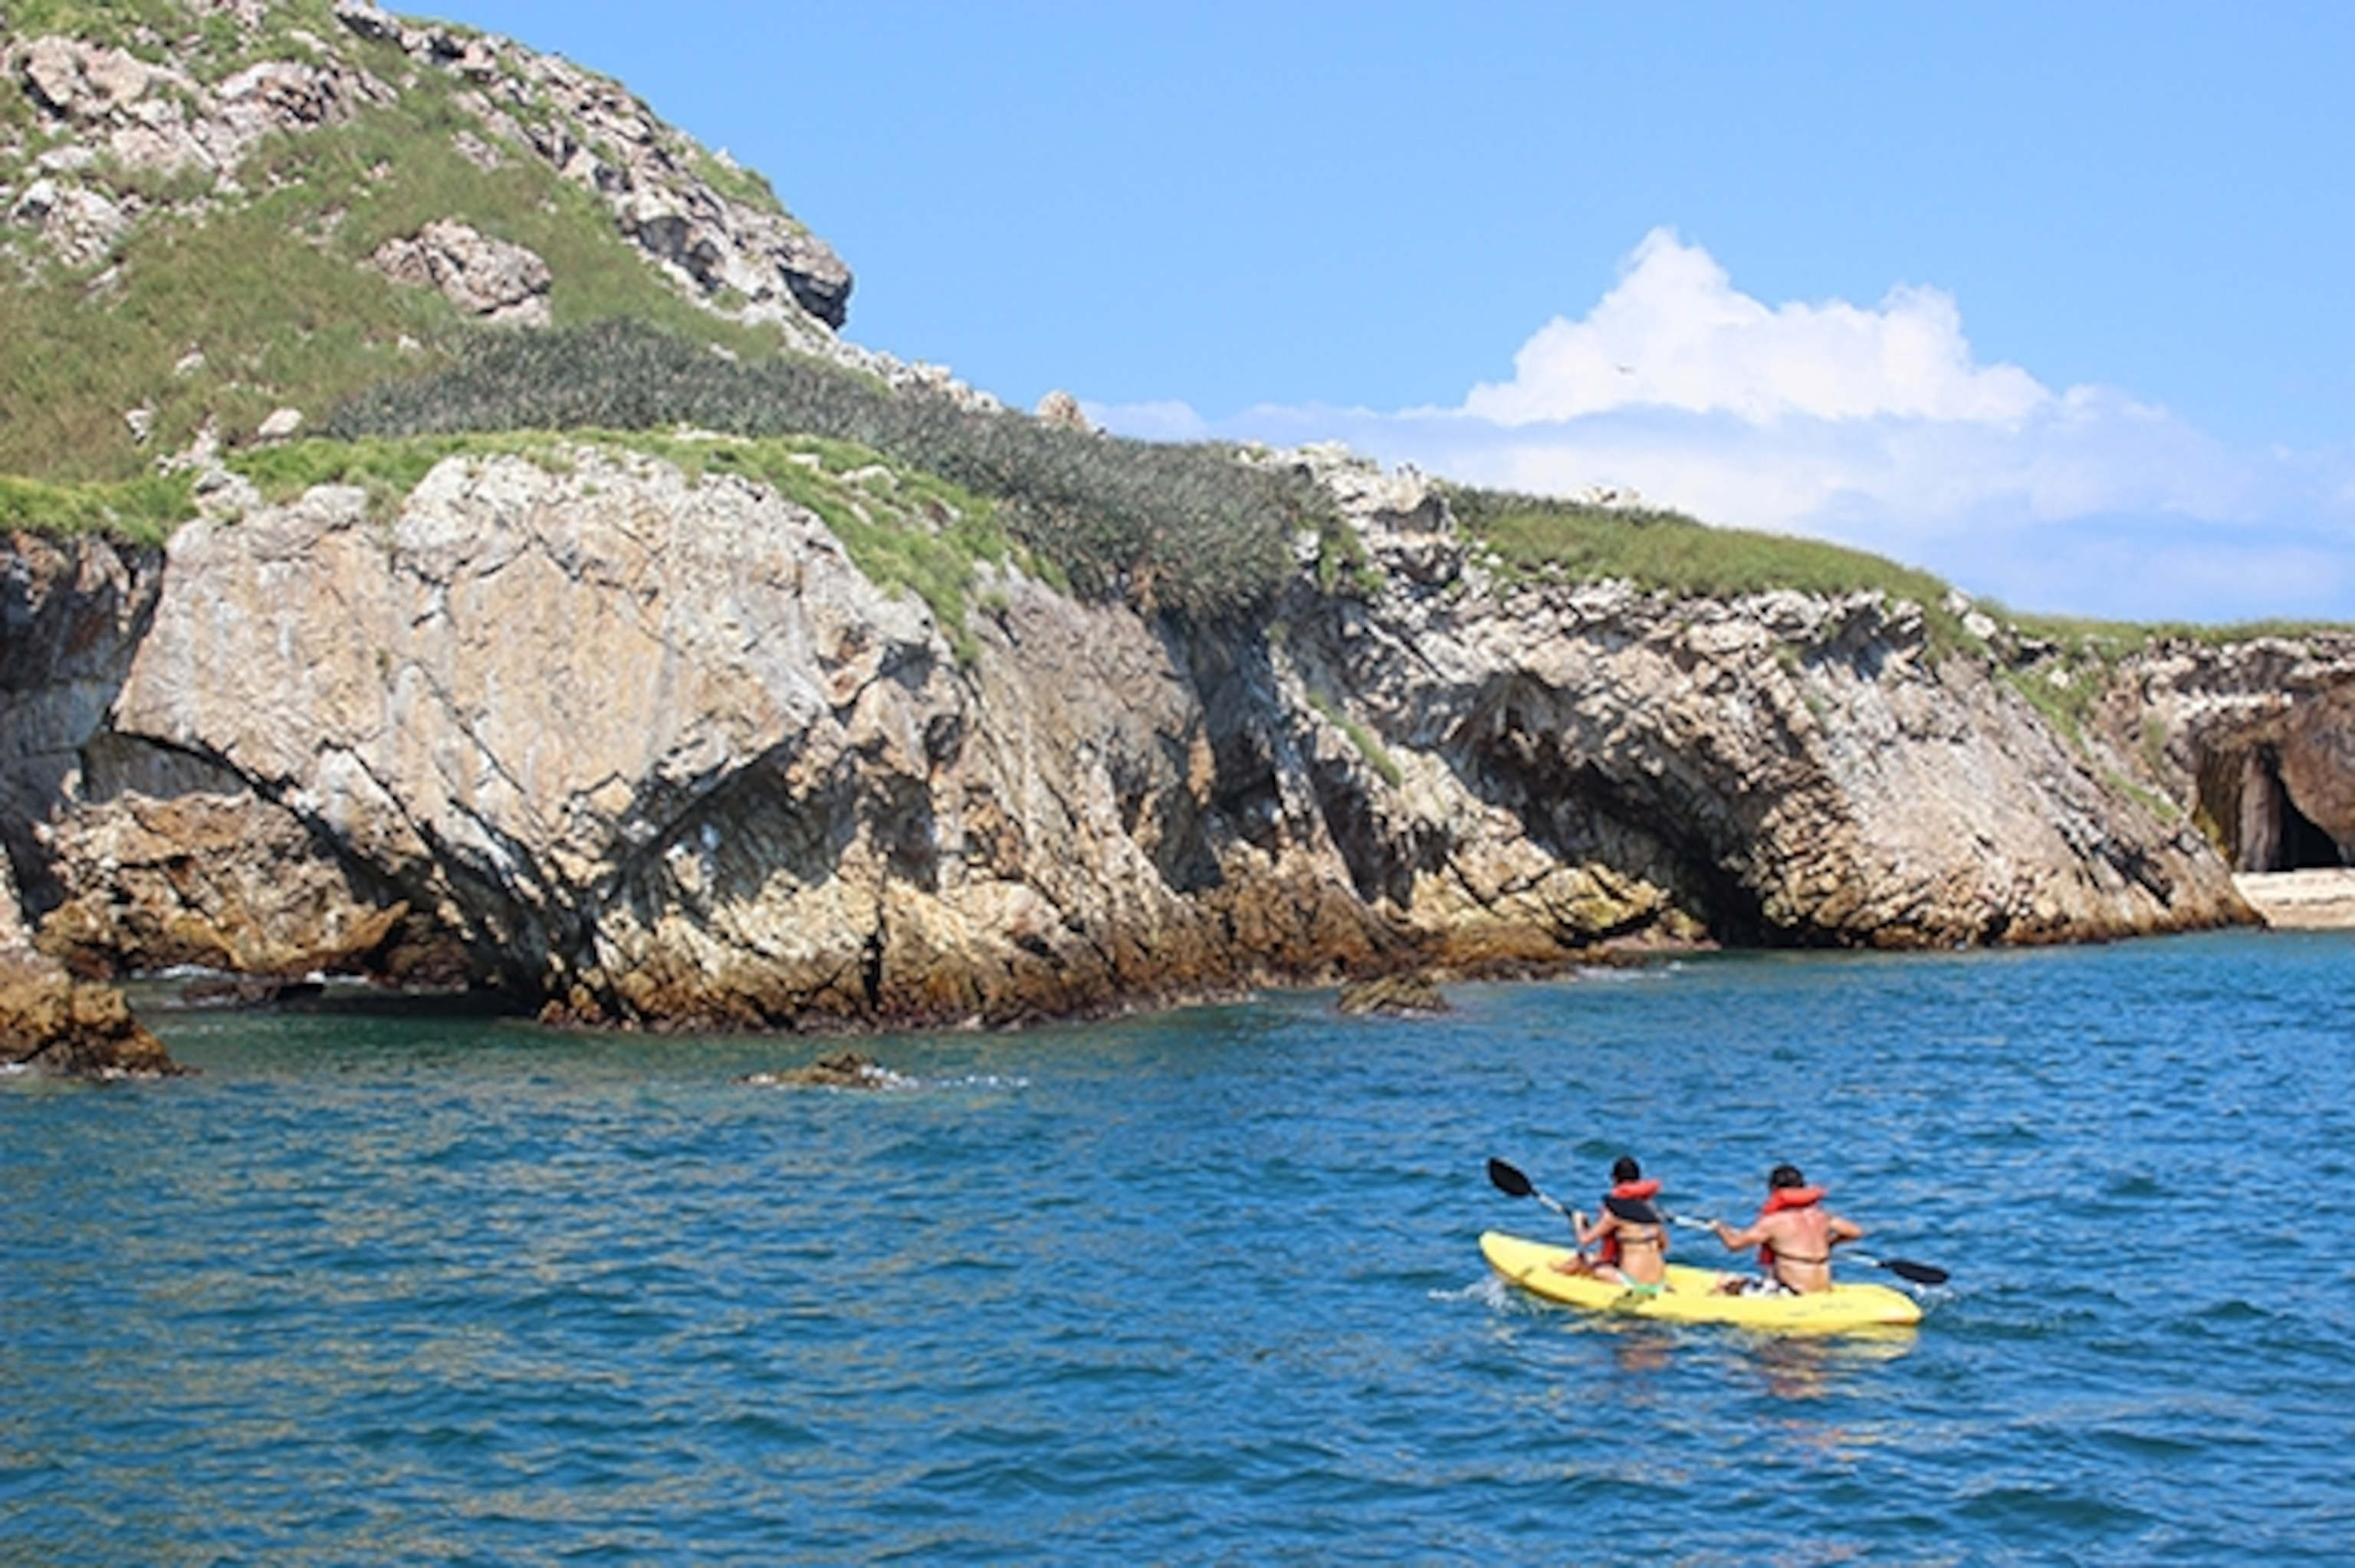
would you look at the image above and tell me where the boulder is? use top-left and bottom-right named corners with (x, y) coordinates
top-left (0, 853), bottom-right (176, 1077)
top-left (371, 219), bottom-right (553, 326)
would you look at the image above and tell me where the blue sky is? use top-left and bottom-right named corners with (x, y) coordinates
top-left (443, 1), bottom-right (2355, 623)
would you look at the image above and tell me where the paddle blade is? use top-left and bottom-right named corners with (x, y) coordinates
top-left (1879, 1257), bottom-right (1950, 1287)
top-left (1486, 1157), bottom-right (1536, 1199)
top-left (1602, 1194), bottom-right (1664, 1225)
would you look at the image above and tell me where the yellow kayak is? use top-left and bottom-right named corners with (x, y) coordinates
top-left (1480, 1230), bottom-right (1923, 1333)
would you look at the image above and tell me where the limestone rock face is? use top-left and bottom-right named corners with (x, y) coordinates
top-left (1269, 464), bottom-right (2246, 950)
top-left (0, 531), bottom-right (163, 908)
top-left (0, 449), bottom-right (2268, 1036)
top-left (102, 448), bottom-right (997, 1023)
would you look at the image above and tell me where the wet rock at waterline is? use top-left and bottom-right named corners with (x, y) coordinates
top-left (1336, 974), bottom-right (1451, 1017)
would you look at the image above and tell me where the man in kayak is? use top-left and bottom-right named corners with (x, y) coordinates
top-left (1554, 1154), bottom-right (1670, 1291)
top-left (1710, 1164), bottom-right (1862, 1294)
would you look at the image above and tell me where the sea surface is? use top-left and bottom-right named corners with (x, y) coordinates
top-left (5, 929), bottom-right (2352, 1565)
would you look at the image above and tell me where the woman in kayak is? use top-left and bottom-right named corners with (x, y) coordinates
top-left (1554, 1154), bottom-right (1670, 1291)
top-left (1710, 1163), bottom-right (1862, 1294)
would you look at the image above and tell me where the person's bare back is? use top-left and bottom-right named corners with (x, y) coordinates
top-left (1710, 1165), bottom-right (1863, 1294)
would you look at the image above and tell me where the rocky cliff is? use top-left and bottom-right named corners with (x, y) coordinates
top-left (3, 447), bottom-right (2303, 1065)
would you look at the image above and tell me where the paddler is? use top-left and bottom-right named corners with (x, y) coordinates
top-left (1710, 1163), bottom-right (1862, 1294)
top-left (1553, 1154), bottom-right (1670, 1291)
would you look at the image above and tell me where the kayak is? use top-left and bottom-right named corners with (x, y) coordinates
top-left (1480, 1231), bottom-right (1923, 1333)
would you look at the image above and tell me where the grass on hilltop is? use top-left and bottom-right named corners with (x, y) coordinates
top-left (1442, 484), bottom-right (1979, 651)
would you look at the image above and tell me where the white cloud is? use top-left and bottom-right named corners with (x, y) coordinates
top-left (1462, 228), bottom-right (2051, 426)
top-left (1089, 228), bottom-right (2355, 622)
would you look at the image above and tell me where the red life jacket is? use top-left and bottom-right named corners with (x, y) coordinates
top-left (1598, 1178), bottom-right (1663, 1265)
top-left (1754, 1186), bottom-right (1825, 1270)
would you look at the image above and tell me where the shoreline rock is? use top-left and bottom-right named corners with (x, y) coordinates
top-left (0, 952), bottom-right (182, 1078)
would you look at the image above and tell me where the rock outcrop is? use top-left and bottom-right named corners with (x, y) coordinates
top-left (0, 447), bottom-right (2281, 1043)
top-left (0, 825), bottom-right (175, 1078)
top-left (325, 1), bottom-right (853, 336)
top-left (740, 1050), bottom-right (910, 1089)
top-left (371, 219), bottom-right (553, 326)
top-left (0, 948), bottom-right (179, 1077)
top-left (1336, 974), bottom-right (1451, 1017)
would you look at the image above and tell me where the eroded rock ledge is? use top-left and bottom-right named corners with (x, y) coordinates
top-left (0, 850), bottom-right (174, 1078)
top-left (2, 448), bottom-right (2307, 1056)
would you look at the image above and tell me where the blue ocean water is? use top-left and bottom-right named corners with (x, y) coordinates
top-left (4, 929), bottom-right (2352, 1564)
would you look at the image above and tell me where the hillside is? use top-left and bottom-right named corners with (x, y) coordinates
top-left (1, 0), bottom-right (859, 483)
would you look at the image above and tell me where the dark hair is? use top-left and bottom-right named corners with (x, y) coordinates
top-left (1769, 1163), bottom-right (1806, 1190)
top-left (1611, 1155), bottom-right (1641, 1183)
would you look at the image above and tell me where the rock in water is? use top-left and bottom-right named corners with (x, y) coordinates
top-left (1337, 974), bottom-right (1452, 1017)
top-left (0, 953), bottom-right (180, 1078)
top-left (740, 1051), bottom-right (908, 1089)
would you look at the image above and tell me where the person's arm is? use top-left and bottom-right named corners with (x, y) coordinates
top-left (1712, 1218), bottom-right (1764, 1252)
top-left (1573, 1209), bottom-right (1611, 1249)
top-left (1828, 1215), bottom-right (1864, 1245)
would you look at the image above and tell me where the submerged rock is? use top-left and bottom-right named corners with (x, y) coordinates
top-left (741, 1050), bottom-right (909, 1090)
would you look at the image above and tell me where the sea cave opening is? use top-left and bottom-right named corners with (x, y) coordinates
top-left (2215, 746), bottom-right (2347, 872)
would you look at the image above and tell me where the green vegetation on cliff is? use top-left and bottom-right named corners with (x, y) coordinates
top-left (1444, 484), bottom-right (1978, 649)
top-left (0, 472), bottom-right (191, 544)
top-left (324, 320), bottom-right (1328, 620)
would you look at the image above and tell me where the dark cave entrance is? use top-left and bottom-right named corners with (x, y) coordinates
top-left (2216, 746), bottom-right (2347, 872)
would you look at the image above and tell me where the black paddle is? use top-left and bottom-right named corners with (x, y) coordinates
top-left (1661, 1211), bottom-right (1949, 1287)
top-left (1602, 1193), bottom-right (1667, 1227)
top-left (1485, 1157), bottom-right (1586, 1247)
